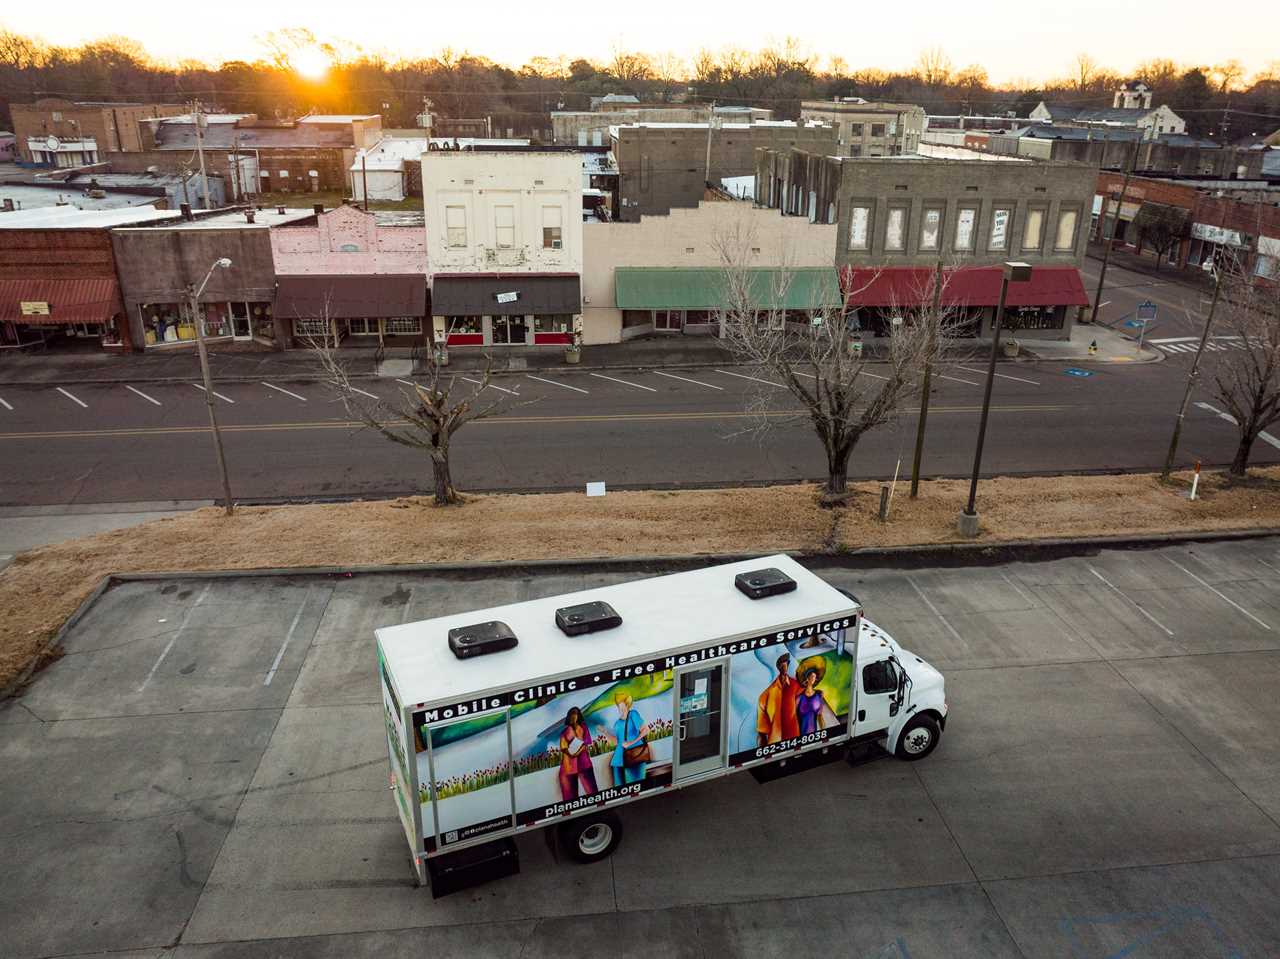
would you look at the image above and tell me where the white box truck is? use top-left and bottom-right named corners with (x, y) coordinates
top-left (376, 555), bottom-right (947, 894)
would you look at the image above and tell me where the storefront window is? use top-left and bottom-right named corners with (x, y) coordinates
top-left (684, 310), bottom-right (714, 326)
top-left (997, 306), bottom-right (1063, 331)
top-left (348, 318), bottom-right (378, 335)
top-left (140, 302), bottom-right (194, 346)
top-left (533, 314), bottom-right (571, 334)
top-left (251, 302), bottom-right (274, 340)
top-left (385, 317), bottom-right (422, 335)
top-left (101, 318), bottom-right (123, 347)
top-left (447, 316), bottom-right (482, 335)
top-left (293, 317), bottom-right (330, 338)
top-left (201, 302), bottom-right (231, 338)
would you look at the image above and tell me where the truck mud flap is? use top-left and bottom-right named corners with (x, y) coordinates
top-left (427, 836), bottom-right (520, 898)
top-left (749, 745), bottom-right (847, 784)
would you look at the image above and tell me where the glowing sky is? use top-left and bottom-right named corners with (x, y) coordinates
top-left (3, 0), bottom-right (1275, 85)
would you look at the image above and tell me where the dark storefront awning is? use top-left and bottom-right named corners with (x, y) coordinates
top-left (431, 273), bottom-right (581, 316)
top-left (0, 278), bottom-right (123, 325)
top-left (273, 274), bottom-right (427, 319)
top-left (842, 266), bottom-right (1090, 309)
top-left (615, 267), bottom-right (842, 311)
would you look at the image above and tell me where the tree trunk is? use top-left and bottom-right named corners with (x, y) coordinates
top-left (820, 440), bottom-right (855, 505)
top-left (430, 444), bottom-right (460, 505)
top-left (1230, 433), bottom-right (1254, 479)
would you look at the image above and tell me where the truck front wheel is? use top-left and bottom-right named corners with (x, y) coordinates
top-left (895, 714), bottom-right (941, 761)
top-left (557, 811), bottom-right (623, 863)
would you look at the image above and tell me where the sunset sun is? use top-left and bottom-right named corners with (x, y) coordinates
top-left (292, 45), bottom-right (330, 80)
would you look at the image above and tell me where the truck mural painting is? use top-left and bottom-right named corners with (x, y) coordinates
top-left (412, 617), bottom-right (852, 851)
top-left (378, 648), bottom-right (416, 849)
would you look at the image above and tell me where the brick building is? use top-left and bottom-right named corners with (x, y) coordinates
top-left (800, 99), bottom-right (925, 157)
top-left (755, 149), bottom-right (1098, 341)
top-left (553, 104), bottom-right (771, 146)
top-left (10, 98), bottom-right (185, 165)
top-left (613, 121), bottom-right (837, 221)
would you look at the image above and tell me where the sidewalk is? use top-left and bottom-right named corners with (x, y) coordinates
top-left (0, 500), bottom-right (208, 572)
top-left (1086, 241), bottom-right (1214, 295)
top-left (1022, 320), bottom-right (1162, 364)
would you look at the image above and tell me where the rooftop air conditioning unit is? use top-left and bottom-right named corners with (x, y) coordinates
top-left (734, 567), bottom-right (797, 600)
top-left (555, 601), bottom-right (622, 636)
top-left (551, 239), bottom-right (562, 249)
top-left (447, 621), bottom-right (518, 659)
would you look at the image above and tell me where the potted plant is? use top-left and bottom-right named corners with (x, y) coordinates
top-left (565, 329), bottom-right (582, 364)
top-left (1002, 337), bottom-right (1020, 358)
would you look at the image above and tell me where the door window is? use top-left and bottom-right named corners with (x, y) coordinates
top-left (675, 664), bottom-right (725, 780)
top-left (492, 315), bottom-right (528, 345)
top-left (862, 660), bottom-right (897, 695)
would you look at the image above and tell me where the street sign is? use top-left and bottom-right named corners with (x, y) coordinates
top-left (1064, 368), bottom-right (1094, 378)
top-left (1137, 300), bottom-right (1157, 321)
top-left (20, 301), bottom-right (50, 315)
top-left (1123, 319), bottom-right (1146, 329)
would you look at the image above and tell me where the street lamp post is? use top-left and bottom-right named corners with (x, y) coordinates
top-left (189, 258), bottom-right (236, 515)
top-left (1161, 260), bottom-right (1224, 481)
top-left (959, 261), bottom-right (1032, 537)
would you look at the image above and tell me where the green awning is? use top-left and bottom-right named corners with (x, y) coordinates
top-left (614, 268), bottom-right (842, 311)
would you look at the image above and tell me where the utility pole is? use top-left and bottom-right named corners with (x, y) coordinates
top-left (704, 101), bottom-right (717, 185)
top-left (1088, 137), bottom-right (1140, 325)
top-left (192, 99), bottom-right (211, 210)
top-left (362, 153), bottom-right (369, 212)
top-left (910, 260), bottom-right (944, 497)
top-left (188, 258), bottom-right (236, 514)
top-left (230, 133), bottom-right (241, 202)
top-left (1161, 265), bottom-right (1224, 481)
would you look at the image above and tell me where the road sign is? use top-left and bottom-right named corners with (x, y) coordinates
top-left (1137, 300), bottom-right (1158, 321)
top-left (1123, 318), bottom-right (1146, 329)
top-left (1064, 368), bottom-right (1094, 378)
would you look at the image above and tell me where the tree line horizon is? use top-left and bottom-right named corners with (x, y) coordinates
top-left (1, 27), bottom-right (1278, 139)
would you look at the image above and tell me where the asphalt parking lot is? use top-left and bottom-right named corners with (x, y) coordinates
top-left (3, 537), bottom-right (1280, 958)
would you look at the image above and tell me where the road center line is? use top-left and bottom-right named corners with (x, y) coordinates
top-left (264, 589), bottom-right (312, 685)
top-left (527, 374), bottom-right (589, 394)
top-left (1165, 555), bottom-right (1271, 630)
top-left (56, 387), bottom-right (88, 408)
top-left (460, 375), bottom-right (518, 395)
top-left (1086, 565), bottom-right (1174, 637)
top-left (956, 366), bottom-right (1040, 386)
top-left (715, 369), bottom-right (786, 388)
top-left (192, 383), bottom-right (235, 404)
top-left (138, 583), bottom-right (210, 692)
top-left (263, 381), bottom-right (307, 401)
top-left (0, 396), bottom-right (12, 411)
top-left (124, 384), bottom-right (161, 406)
top-left (905, 576), bottom-right (968, 647)
top-left (653, 370), bottom-right (723, 390)
top-left (589, 372), bottom-right (658, 392)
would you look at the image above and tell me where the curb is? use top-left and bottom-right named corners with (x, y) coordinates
top-left (6, 526), bottom-right (1278, 703)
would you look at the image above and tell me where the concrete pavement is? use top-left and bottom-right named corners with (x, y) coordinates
top-left (0, 500), bottom-right (208, 571)
top-left (3, 538), bottom-right (1280, 957)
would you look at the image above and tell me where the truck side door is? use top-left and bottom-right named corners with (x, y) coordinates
top-left (855, 658), bottom-right (897, 740)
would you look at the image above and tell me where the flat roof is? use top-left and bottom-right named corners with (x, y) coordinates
top-left (0, 182), bottom-right (162, 211)
top-left (0, 205), bottom-right (182, 229)
top-left (113, 208), bottom-right (315, 231)
top-left (377, 554), bottom-right (855, 709)
top-left (298, 114), bottom-right (379, 123)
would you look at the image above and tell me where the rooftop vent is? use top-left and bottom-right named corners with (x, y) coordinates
top-left (735, 567), bottom-right (796, 600)
top-left (276, 205), bottom-right (286, 215)
top-left (555, 601), bottom-right (622, 636)
top-left (448, 621), bottom-right (518, 659)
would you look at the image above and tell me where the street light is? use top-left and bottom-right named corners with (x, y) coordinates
top-left (959, 261), bottom-right (1032, 537)
top-left (189, 257), bottom-right (235, 516)
top-left (1161, 258), bottom-right (1224, 481)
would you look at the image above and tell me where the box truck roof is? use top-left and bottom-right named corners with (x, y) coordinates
top-left (377, 554), bottom-right (856, 709)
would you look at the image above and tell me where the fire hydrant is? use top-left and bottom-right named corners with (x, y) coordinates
top-left (1088, 340), bottom-right (1098, 357)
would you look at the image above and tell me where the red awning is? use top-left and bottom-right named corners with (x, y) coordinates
top-left (842, 266), bottom-right (1090, 309)
top-left (0, 278), bottom-right (124, 326)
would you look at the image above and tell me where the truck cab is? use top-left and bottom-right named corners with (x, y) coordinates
top-left (854, 618), bottom-right (947, 760)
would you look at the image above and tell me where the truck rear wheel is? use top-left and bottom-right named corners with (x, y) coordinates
top-left (895, 714), bottom-right (941, 761)
top-left (557, 811), bottom-right (623, 863)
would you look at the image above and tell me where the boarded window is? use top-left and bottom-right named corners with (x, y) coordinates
top-left (1023, 208), bottom-right (1045, 251)
top-left (494, 205), bottom-right (514, 249)
top-left (542, 206), bottom-right (562, 248)
top-left (445, 205), bottom-right (467, 248)
top-left (920, 208), bottom-right (942, 250)
top-left (989, 208), bottom-right (1011, 251)
top-left (1054, 209), bottom-right (1079, 251)
top-left (848, 205), bottom-right (871, 251)
top-left (885, 207), bottom-right (906, 251)
top-left (955, 208), bottom-right (976, 251)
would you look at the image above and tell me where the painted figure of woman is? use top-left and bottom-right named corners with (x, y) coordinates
top-left (610, 692), bottom-right (651, 787)
top-left (558, 706), bottom-right (599, 801)
top-left (795, 666), bottom-right (830, 736)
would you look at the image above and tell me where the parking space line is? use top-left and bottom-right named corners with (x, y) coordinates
top-left (0, 396), bottom-right (12, 411)
top-left (1165, 556), bottom-right (1271, 631)
top-left (124, 385), bottom-right (162, 406)
top-left (935, 373), bottom-right (982, 387)
top-left (999, 570), bottom-right (1036, 606)
top-left (1086, 565), bottom-right (1174, 637)
top-left (1195, 401), bottom-right (1280, 450)
top-left (395, 378), bottom-right (419, 389)
top-left (192, 383), bottom-right (235, 404)
top-left (957, 366), bottom-right (1040, 386)
top-left (138, 583), bottom-right (210, 692)
top-left (56, 387), bottom-right (88, 408)
top-left (460, 375), bottom-right (518, 395)
top-left (263, 381), bottom-right (307, 402)
top-left (653, 370), bottom-right (723, 390)
top-left (264, 589), bottom-right (312, 686)
top-left (715, 369), bottom-right (785, 388)
top-left (590, 372), bottom-right (658, 392)
top-left (527, 374), bottom-right (589, 394)
top-left (905, 576), bottom-right (967, 645)
top-left (349, 386), bottom-right (379, 400)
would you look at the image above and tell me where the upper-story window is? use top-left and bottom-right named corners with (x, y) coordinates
top-left (884, 207), bottom-right (907, 251)
top-left (1022, 208), bottom-right (1045, 252)
top-left (989, 207), bottom-right (1011, 251)
top-left (871, 123), bottom-right (886, 138)
top-left (542, 206), bottom-right (563, 249)
top-left (848, 122), bottom-right (864, 138)
top-left (920, 207), bottom-right (942, 251)
top-left (954, 207), bottom-right (977, 251)
top-left (1054, 209), bottom-right (1079, 251)
top-left (445, 205), bottom-right (467, 248)
top-left (494, 205), bottom-right (514, 249)
top-left (848, 205), bottom-right (871, 250)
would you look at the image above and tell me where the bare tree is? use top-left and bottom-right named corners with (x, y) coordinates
top-left (1072, 52), bottom-right (1100, 93)
top-left (1206, 271), bottom-right (1280, 477)
top-left (713, 223), bottom-right (948, 505)
top-left (1133, 202), bottom-right (1191, 271)
top-left (608, 46), bottom-right (653, 84)
top-left (309, 324), bottom-right (518, 505)
top-left (914, 47), bottom-right (953, 89)
top-left (1212, 59), bottom-right (1246, 93)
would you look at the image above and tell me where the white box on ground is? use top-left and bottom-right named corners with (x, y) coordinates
top-left (586, 481), bottom-right (606, 497)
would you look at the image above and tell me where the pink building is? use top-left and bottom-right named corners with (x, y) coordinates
top-left (270, 204), bottom-right (429, 348)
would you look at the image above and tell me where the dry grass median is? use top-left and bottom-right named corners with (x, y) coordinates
top-left (3, 468), bottom-right (1279, 691)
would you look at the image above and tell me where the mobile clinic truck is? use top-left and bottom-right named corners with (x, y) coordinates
top-left (376, 555), bottom-right (947, 895)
